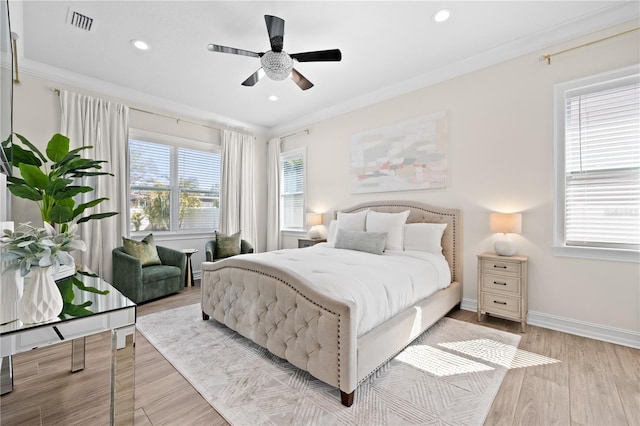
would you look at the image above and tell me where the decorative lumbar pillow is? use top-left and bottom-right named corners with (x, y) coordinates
top-left (365, 210), bottom-right (410, 251)
top-left (337, 209), bottom-right (368, 232)
top-left (215, 231), bottom-right (241, 259)
top-left (403, 223), bottom-right (448, 255)
top-left (122, 233), bottom-right (162, 266)
top-left (334, 229), bottom-right (387, 255)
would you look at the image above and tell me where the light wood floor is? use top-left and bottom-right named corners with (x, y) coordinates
top-left (1, 282), bottom-right (638, 425)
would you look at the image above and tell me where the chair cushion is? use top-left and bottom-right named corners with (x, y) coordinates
top-left (122, 234), bottom-right (161, 266)
top-left (142, 264), bottom-right (182, 283)
top-left (215, 231), bottom-right (241, 259)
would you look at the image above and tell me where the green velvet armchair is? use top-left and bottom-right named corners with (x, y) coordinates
top-left (112, 245), bottom-right (186, 304)
top-left (205, 239), bottom-right (254, 262)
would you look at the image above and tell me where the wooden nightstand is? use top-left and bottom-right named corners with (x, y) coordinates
top-left (298, 238), bottom-right (327, 248)
top-left (477, 252), bottom-right (528, 332)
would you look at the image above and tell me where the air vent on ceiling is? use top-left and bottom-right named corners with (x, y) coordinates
top-left (66, 8), bottom-right (96, 32)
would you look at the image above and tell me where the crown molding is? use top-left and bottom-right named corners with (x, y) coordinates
top-left (18, 58), bottom-right (269, 136)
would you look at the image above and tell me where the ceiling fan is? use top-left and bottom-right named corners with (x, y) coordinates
top-left (207, 15), bottom-right (342, 90)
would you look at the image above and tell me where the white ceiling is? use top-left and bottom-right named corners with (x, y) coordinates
top-left (9, 1), bottom-right (639, 134)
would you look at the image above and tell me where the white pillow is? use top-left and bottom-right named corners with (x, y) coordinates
top-left (365, 210), bottom-right (410, 251)
top-left (403, 223), bottom-right (448, 255)
top-left (327, 220), bottom-right (338, 244)
top-left (337, 209), bottom-right (368, 232)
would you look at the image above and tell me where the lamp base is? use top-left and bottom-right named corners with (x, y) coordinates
top-left (308, 227), bottom-right (321, 239)
top-left (494, 239), bottom-right (517, 256)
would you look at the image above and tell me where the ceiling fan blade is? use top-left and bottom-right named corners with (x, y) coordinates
top-left (291, 68), bottom-right (314, 90)
top-left (207, 44), bottom-right (261, 58)
top-left (241, 69), bottom-right (265, 87)
top-left (291, 49), bottom-right (342, 62)
top-left (265, 15), bottom-right (285, 52)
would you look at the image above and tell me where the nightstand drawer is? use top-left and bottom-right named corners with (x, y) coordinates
top-left (481, 274), bottom-right (521, 295)
top-left (480, 292), bottom-right (521, 316)
top-left (482, 259), bottom-right (521, 275)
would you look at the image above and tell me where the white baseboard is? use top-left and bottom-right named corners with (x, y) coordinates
top-left (460, 298), bottom-right (639, 349)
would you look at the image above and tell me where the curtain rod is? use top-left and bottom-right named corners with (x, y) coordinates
top-left (541, 27), bottom-right (639, 65)
top-left (281, 128), bottom-right (309, 140)
top-left (52, 88), bottom-right (254, 136)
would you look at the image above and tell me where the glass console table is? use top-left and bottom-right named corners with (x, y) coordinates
top-left (0, 272), bottom-right (136, 425)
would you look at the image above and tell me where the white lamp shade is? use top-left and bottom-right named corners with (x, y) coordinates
top-left (306, 213), bottom-right (323, 226)
top-left (489, 213), bottom-right (522, 234)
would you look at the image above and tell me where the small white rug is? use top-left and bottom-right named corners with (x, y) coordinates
top-left (136, 304), bottom-right (521, 425)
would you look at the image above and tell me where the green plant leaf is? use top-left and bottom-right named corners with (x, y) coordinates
top-left (72, 278), bottom-right (109, 295)
top-left (7, 176), bottom-right (25, 185)
top-left (73, 198), bottom-right (109, 217)
top-left (19, 163), bottom-right (49, 189)
top-left (45, 178), bottom-right (72, 196)
top-left (46, 133), bottom-right (70, 162)
top-left (8, 184), bottom-right (42, 201)
top-left (55, 185), bottom-right (93, 199)
top-left (55, 197), bottom-right (76, 208)
top-left (77, 211), bottom-right (118, 224)
top-left (48, 205), bottom-right (74, 223)
top-left (9, 144), bottom-right (42, 168)
top-left (57, 279), bottom-right (75, 303)
top-left (15, 133), bottom-right (47, 164)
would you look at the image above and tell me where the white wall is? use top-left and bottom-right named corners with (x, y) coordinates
top-left (11, 73), bottom-right (268, 278)
top-left (278, 21), bottom-right (640, 342)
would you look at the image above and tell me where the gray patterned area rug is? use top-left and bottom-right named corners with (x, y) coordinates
top-left (136, 304), bottom-right (521, 425)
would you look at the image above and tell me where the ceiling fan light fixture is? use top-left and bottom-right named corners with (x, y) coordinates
top-left (432, 9), bottom-right (451, 23)
top-left (260, 50), bottom-right (293, 81)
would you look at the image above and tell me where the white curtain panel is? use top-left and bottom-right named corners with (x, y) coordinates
top-left (60, 90), bottom-right (129, 283)
top-left (266, 138), bottom-right (281, 251)
top-left (220, 130), bottom-right (257, 251)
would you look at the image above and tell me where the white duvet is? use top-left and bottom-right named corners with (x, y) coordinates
top-left (240, 243), bottom-right (451, 336)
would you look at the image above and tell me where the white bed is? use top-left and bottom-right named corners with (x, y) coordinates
top-left (201, 200), bottom-right (462, 406)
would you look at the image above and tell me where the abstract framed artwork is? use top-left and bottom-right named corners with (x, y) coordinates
top-left (350, 111), bottom-right (448, 194)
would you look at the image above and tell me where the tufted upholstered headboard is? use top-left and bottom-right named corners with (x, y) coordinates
top-left (335, 200), bottom-right (462, 284)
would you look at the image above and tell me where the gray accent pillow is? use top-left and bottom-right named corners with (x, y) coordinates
top-left (215, 231), bottom-right (241, 259)
top-left (122, 233), bottom-right (162, 266)
top-left (334, 229), bottom-right (387, 255)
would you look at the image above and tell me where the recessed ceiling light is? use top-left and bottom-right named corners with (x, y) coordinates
top-left (131, 39), bottom-right (149, 50)
top-left (432, 9), bottom-right (451, 23)
top-left (268, 95), bottom-right (279, 102)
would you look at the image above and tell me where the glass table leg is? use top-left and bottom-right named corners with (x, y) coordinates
top-left (110, 325), bottom-right (135, 425)
top-left (71, 337), bottom-right (86, 372)
top-left (0, 356), bottom-right (13, 395)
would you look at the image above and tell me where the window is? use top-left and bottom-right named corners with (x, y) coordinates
top-left (280, 148), bottom-right (305, 231)
top-left (129, 131), bottom-right (221, 234)
top-left (553, 65), bottom-right (640, 262)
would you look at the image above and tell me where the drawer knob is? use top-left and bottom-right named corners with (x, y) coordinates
top-left (493, 264), bottom-right (507, 269)
top-left (493, 300), bottom-right (507, 305)
top-left (494, 281), bottom-right (507, 286)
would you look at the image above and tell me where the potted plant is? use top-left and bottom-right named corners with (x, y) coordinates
top-left (1, 222), bottom-right (84, 322)
top-left (2, 133), bottom-right (117, 231)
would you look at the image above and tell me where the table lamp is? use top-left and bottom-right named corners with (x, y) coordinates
top-left (306, 213), bottom-right (323, 239)
top-left (489, 213), bottom-right (522, 256)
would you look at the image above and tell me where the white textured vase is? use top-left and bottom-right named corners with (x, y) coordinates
top-left (1, 270), bottom-right (24, 324)
top-left (18, 267), bottom-right (63, 324)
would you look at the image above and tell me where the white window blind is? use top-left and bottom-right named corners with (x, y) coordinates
top-left (280, 149), bottom-right (305, 230)
top-left (563, 75), bottom-right (640, 251)
top-left (129, 137), bottom-right (221, 233)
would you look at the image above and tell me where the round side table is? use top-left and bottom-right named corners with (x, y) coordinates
top-left (181, 248), bottom-right (198, 287)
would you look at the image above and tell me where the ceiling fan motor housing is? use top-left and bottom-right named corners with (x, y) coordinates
top-left (261, 51), bottom-right (293, 81)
